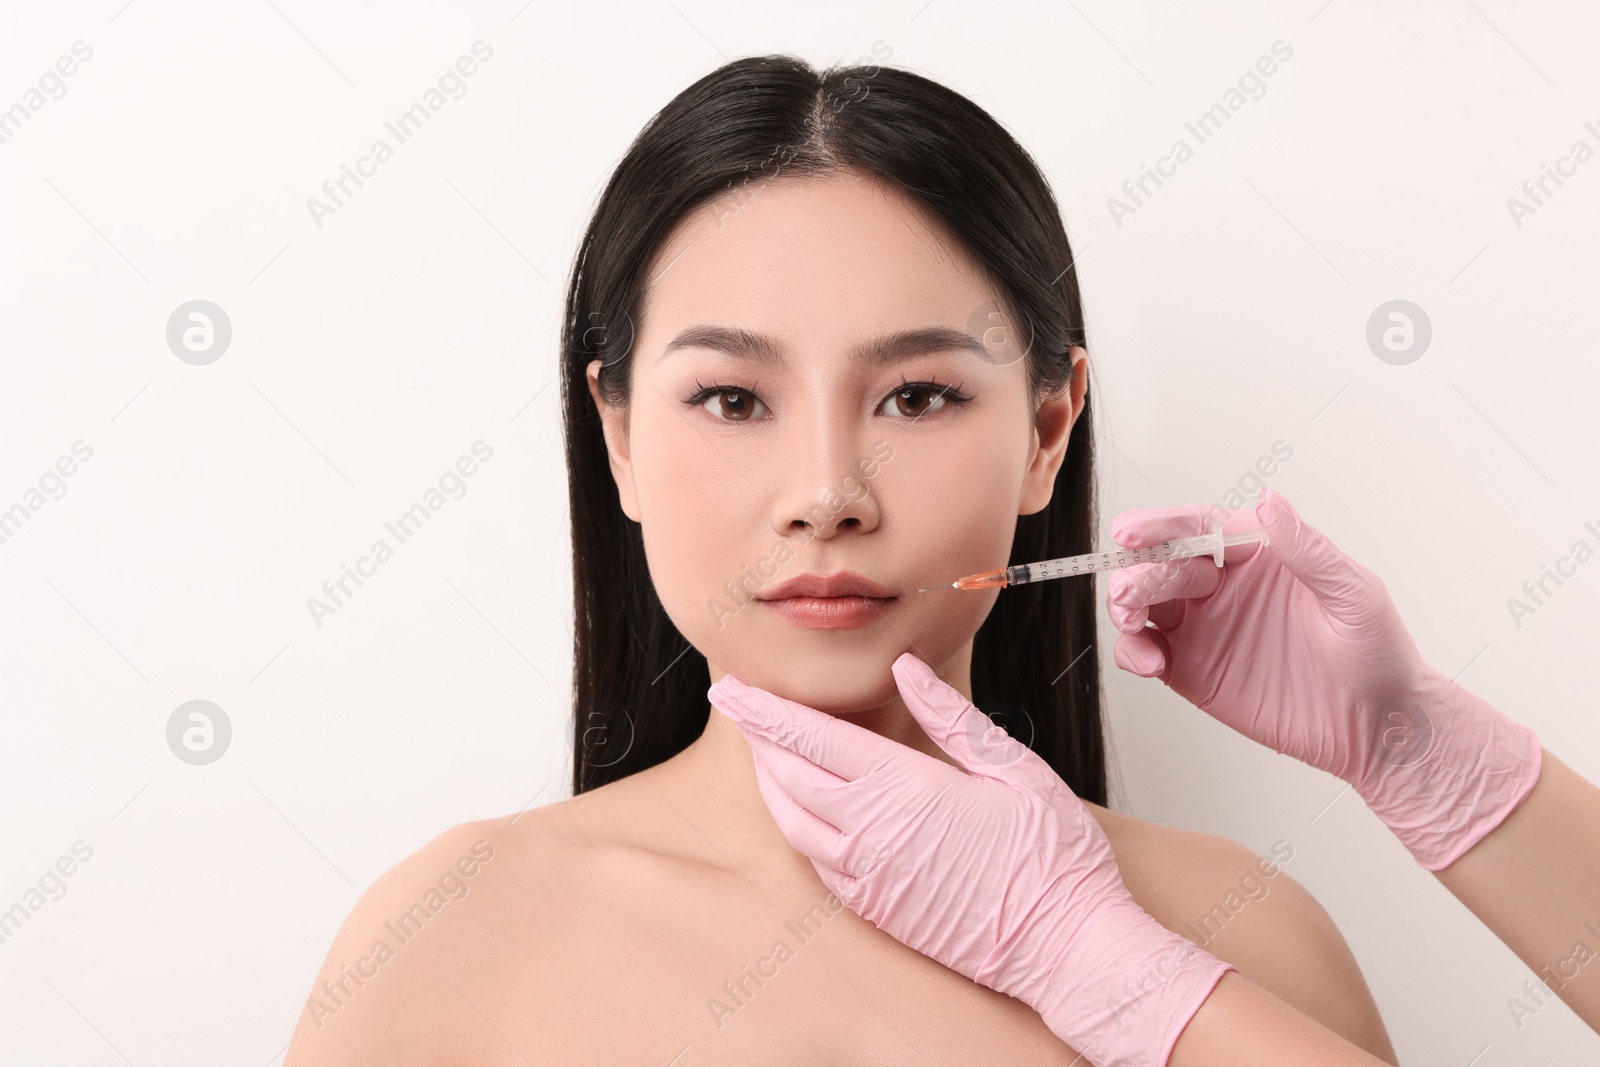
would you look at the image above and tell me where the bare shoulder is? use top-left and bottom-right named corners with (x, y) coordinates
top-left (1088, 805), bottom-right (1398, 1066)
top-left (282, 808), bottom-right (581, 1067)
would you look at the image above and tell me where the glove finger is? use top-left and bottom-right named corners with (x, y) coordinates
top-left (1106, 574), bottom-right (1188, 633)
top-left (1255, 487), bottom-right (1375, 622)
top-left (1109, 502), bottom-right (1213, 549)
top-left (892, 653), bottom-right (1031, 774)
top-left (750, 748), bottom-right (887, 891)
top-left (710, 674), bottom-right (901, 780)
top-left (1113, 629), bottom-right (1170, 679)
top-left (827, 831), bottom-right (897, 903)
top-left (1108, 556), bottom-right (1220, 626)
top-left (1111, 500), bottom-right (1265, 564)
top-left (892, 652), bottom-right (1071, 804)
top-left (827, 861), bottom-right (874, 909)
top-left (745, 736), bottom-right (851, 870)
top-left (1148, 597), bottom-right (1186, 631)
top-left (1106, 578), bottom-right (1149, 633)
top-left (742, 726), bottom-right (867, 843)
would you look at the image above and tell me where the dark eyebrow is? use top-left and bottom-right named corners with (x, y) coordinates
top-left (661, 325), bottom-right (989, 368)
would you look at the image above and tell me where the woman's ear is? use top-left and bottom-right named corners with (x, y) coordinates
top-left (585, 359), bottom-right (643, 522)
top-left (1018, 346), bottom-right (1088, 516)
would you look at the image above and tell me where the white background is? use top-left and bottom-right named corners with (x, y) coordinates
top-left (1, 1), bottom-right (1596, 1063)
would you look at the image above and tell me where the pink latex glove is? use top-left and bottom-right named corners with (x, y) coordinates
top-left (1108, 485), bottom-right (1541, 871)
top-left (708, 652), bottom-right (1234, 1067)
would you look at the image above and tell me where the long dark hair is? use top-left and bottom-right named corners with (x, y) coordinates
top-left (561, 53), bottom-right (1106, 805)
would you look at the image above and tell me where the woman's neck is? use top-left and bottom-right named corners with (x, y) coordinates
top-left (648, 652), bottom-right (971, 891)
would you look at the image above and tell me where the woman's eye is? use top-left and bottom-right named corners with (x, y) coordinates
top-left (880, 384), bottom-right (953, 418)
top-left (691, 381), bottom-right (968, 421)
top-left (700, 389), bottom-right (768, 421)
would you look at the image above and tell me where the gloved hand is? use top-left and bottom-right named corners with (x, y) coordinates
top-left (708, 651), bottom-right (1234, 1067)
top-left (1107, 485), bottom-right (1541, 871)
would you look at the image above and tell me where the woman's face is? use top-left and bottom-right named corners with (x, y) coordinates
top-left (588, 167), bottom-right (1086, 712)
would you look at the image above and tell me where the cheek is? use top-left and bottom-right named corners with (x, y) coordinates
top-left (628, 403), bottom-right (765, 640)
top-left (886, 415), bottom-right (1030, 567)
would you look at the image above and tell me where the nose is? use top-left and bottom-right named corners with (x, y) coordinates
top-left (771, 415), bottom-right (882, 540)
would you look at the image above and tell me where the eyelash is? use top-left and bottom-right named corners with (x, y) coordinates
top-left (683, 375), bottom-right (975, 421)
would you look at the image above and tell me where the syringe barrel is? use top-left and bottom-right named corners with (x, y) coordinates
top-left (1005, 541), bottom-right (1182, 585)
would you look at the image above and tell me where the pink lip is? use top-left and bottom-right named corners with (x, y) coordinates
top-left (757, 571), bottom-right (899, 630)
top-left (760, 571), bottom-right (897, 599)
top-left (760, 595), bottom-right (895, 630)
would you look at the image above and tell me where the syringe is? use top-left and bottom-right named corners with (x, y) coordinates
top-left (917, 517), bottom-right (1271, 591)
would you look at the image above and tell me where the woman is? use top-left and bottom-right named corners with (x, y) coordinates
top-left (283, 53), bottom-right (1573, 1064)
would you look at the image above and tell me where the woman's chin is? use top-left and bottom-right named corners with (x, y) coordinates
top-left (708, 656), bottom-right (904, 713)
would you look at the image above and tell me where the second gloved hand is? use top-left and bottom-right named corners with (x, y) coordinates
top-left (1107, 486), bottom-right (1541, 871)
top-left (708, 652), bottom-right (1234, 1067)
